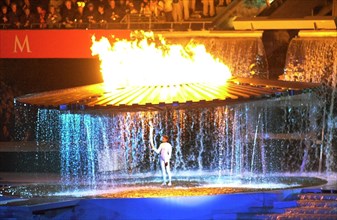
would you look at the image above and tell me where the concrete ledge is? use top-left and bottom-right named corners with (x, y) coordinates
top-left (233, 16), bottom-right (337, 30)
top-left (298, 30), bottom-right (337, 37)
top-left (157, 30), bottom-right (264, 38)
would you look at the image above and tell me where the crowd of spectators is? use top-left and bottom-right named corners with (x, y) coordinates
top-left (0, 0), bottom-right (226, 29)
top-left (0, 80), bottom-right (19, 141)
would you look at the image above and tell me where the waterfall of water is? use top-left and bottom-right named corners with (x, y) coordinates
top-left (284, 37), bottom-right (337, 173)
top-left (28, 91), bottom-right (317, 188)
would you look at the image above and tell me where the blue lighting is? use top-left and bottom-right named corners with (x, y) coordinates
top-left (29, 92), bottom-right (326, 191)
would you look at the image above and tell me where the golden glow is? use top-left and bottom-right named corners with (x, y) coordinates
top-left (91, 31), bottom-right (232, 90)
top-left (100, 186), bottom-right (256, 198)
top-left (77, 1), bottom-right (85, 7)
top-left (298, 30), bottom-right (337, 38)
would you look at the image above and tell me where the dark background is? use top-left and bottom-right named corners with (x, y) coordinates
top-left (0, 58), bottom-right (102, 94)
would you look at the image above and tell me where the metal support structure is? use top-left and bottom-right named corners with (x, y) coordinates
top-left (15, 78), bottom-right (319, 112)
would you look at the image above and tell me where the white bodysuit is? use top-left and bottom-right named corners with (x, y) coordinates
top-left (156, 142), bottom-right (172, 162)
top-left (153, 142), bottom-right (172, 184)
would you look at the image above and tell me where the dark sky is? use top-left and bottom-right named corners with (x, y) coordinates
top-left (0, 58), bottom-right (102, 94)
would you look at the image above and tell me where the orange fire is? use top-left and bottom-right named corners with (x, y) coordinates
top-left (91, 31), bottom-right (231, 90)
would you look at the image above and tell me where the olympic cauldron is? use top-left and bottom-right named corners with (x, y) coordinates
top-left (14, 74), bottom-right (321, 192)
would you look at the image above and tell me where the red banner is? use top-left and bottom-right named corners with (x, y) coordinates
top-left (0, 30), bottom-right (131, 58)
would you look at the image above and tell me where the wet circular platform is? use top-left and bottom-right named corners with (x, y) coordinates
top-left (0, 172), bottom-right (334, 220)
top-left (0, 172), bottom-right (328, 199)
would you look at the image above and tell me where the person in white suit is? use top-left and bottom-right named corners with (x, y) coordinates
top-left (149, 123), bottom-right (172, 186)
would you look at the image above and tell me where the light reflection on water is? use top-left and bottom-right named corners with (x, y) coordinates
top-left (0, 172), bottom-right (328, 198)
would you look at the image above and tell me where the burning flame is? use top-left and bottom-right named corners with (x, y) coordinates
top-left (91, 31), bottom-right (231, 90)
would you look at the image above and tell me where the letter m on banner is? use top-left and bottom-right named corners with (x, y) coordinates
top-left (14, 35), bottom-right (32, 53)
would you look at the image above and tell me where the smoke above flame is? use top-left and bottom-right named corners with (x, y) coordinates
top-left (91, 31), bottom-right (232, 89)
